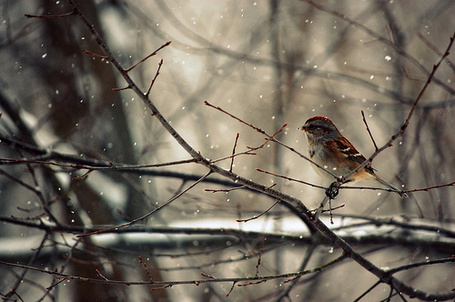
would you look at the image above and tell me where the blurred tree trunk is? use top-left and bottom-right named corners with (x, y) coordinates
top-left (39, 1), bottom-right (167, 300)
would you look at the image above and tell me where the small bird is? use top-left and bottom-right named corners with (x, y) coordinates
top-left (299, 116), bottom-right (406, 197)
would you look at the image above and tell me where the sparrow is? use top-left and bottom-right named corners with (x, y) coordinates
top-left (299, 116), bottom-right (406, 197)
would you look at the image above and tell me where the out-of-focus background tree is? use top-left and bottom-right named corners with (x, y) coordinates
top-left (0, 0), bottom-right (454, 301)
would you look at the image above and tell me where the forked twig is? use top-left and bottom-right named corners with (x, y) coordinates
top-left (211, 125), bottom-right (285, 164)
top-left (125, 41), bottom-right (171, 73)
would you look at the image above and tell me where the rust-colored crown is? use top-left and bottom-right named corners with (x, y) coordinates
top-left (304, 116), bottom-right (334, 125)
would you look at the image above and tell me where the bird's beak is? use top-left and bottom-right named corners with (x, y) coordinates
top-left (298, 125), bottom-right (307, 132)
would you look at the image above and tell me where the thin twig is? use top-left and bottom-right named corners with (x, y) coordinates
top-left (139, 256), bottom-right (153, 282)
top-left (0, 157), bottom-right (197, 171)
top-left (255, 234), bottom-right (267, 277)
top-left (125, 41), bottom-right (171, 73)
top-left (24, 10), bottom-right (76, 19)
top-left (112, 86), bottom-right (131, 92)
top-left (225, 281), bottom-right (237, 297)
top-left (353, 280), bottom-right (382, 302)
top-left (77, 171), bottom-right (212, 238)
top-left (417, 32), bottom-right (455, 73)
top-left (211, 125), bottom-right (286, 164)
top-left (82, 49), bottom-right (108, 59)
top-left (255, 168), bottom-right (326, 190)
top-left (387, 257), bottom-right (455, 275)
top-left (146, 59), bottom-right (164, 96)
top-left (361, 110), bottom-right (378, 151)
top-left (205, 101), bottom-right (269, 135)
top-left (236, 199), bottom-right (280, 223)
top-left (95, 269), bottom-right (109, 281)
top-left (229, 133), bottom-right (240, 172)
top-left (205, 186), bottom-right (246, 193)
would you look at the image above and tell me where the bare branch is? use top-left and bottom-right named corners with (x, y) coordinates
top-left (361, 110), bottom-right (378, 151)
top-left (146, 59), bottom-right (164, 96)
top-left (342, 31), bottom-right (455, 185)
top-left (229, 133), bottom-right (240, 172)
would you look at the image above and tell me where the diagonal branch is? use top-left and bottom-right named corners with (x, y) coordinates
top-left (57, 3), bottom-right (455, 300)
top-left (342, 31), bottom-right (455, 184)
